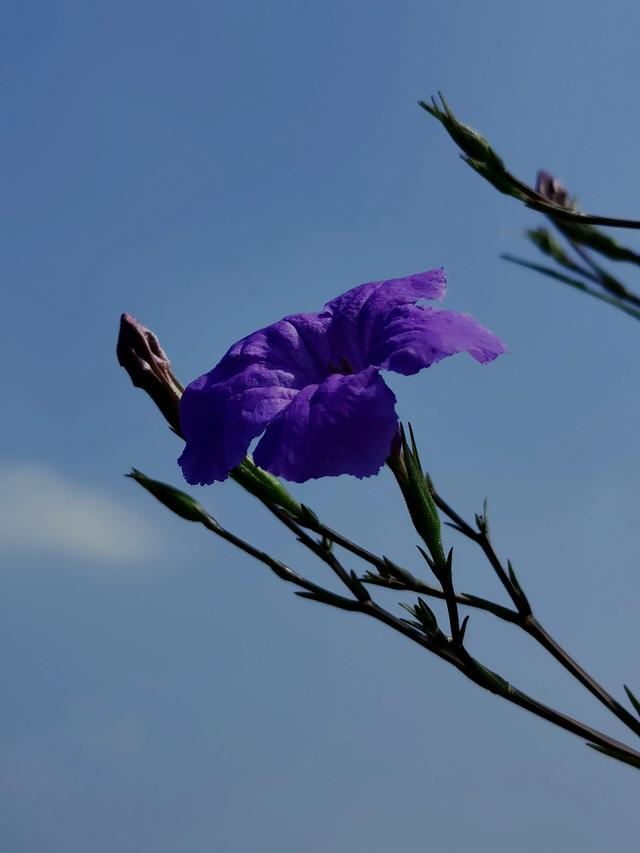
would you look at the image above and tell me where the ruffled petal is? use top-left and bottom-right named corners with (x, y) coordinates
top-left (178, 364), bottom-right (298, 484)
top-left (253, 368), bottom-right (398, 482)
top-left (369, 306), bottom-right (507, 375)
top-left (210, 311), bottom-right (333, 386)
top-left (177, 311), bottom-right (335, 484)
top-left (322, 269), bottom-right (447, 370)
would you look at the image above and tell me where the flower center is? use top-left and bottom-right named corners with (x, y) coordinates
top-left (327, 355), bottom-right (354, 376)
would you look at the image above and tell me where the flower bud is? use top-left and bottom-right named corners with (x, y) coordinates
top-left (127, 468), bottom-right (215, 524)
top-left (117, 313), bottom-right (184, 435)
top-left (535, 170), bottom-right (573, 208)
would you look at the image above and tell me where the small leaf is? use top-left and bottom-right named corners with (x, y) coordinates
top-left (459, 615), bottom-right (470, 643)
top-left (624, 685), bottom-right (640, 718)
top-left (298, 504), bottom-right (321, 528)
top-left (443, 521), bottom-right (467, 535)
top-left (445, 547), bottom-right (454, 575)
top-left (236, 458), bottom-right (302, 517)
top-left (415, 597), bottom-right (439, 634)
top-left (349, 570), bottom-right (371, 602)
top-left (380, 557), bottom-right (422, 587)
top-left (416, 545), bottom-right (436, 571)
top-left (482, 497), bottom-right (489, 530)
top-left (502, 254), bottom-right (640, 322)
top-left (507, 560), bottom-right (531, 612)
top-left (586, 742), bottom-right (640, 771)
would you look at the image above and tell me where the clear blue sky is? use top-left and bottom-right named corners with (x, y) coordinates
top-left (3, 1), bottom-right (640, 850)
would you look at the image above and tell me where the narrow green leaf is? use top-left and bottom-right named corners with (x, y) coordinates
top-left (381, 557), bottom-right (422, 586)
top-left (507, 560), bottom-right (529, 609)
top-left (556, 220), bottom-right (640, 266)
top-left (624, 685), bottom-right (640, 718)
top-left (502, 254), bottom-right (640, 322)
top-left (459, 615), bottom-right (470, 643)
top-left (527, 227), bottom-right (579, 270)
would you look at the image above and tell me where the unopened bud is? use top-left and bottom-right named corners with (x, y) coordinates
top-left (535, 170), bottom-right (573, 209)
top-left (127, 468), bottom-right (213, 524)
top-left (117, 313), bottom-right (184, 435)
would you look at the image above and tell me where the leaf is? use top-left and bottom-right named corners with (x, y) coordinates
top-left (459, 615), bottom-right (470, 643)
top-left (507, 560), bottom-right (530, 611)
top-left (624, 685), bottom-right (640, 718)
top-left (586, 742), bottom-right (640, 771)
top-left (502, 254), bottom-right (640, 322)
top-left (400, 597), bottom-right (440, 636)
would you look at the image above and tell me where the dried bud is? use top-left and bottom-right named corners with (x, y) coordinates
top-left (117, 313), bottom-right (184, 436)
top-left (535, 170), bottom-right (573, 209)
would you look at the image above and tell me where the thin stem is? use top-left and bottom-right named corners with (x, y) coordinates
top-left (200, 516), bottom-right (360, 611)
top-left (264, 503), bottom-right (370, 602)
top-left (363, 602), bottom-right (640, 770)
top-left (363, 573), bottom-right (521, 624)
top-left (428, 481), bottom-right (640, 740)
top-left (502, 254), bottom-right (640, 322)
top-left (198, 495), bottom-right (640, 770)
top-left (567, 239), bottom-right (640, 309)
top-left (428, 484), bottom-right (526, 613)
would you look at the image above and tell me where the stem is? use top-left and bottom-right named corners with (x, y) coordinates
top-left (428, 484), bottom-right (526, 612)
top-left (363, 573), bottom-right (521, 624)
top-left (197, 496), bottom-right (640, 770)
top-left (429, 481), bottom-right (640, 740)
top-left (524, 616), bottom-right (640, 739)
top-left (200, 516), bottom-right (360, 611)
top-left (362, 602), bottom-right (640, 770)
top-left (566, 237), bottom-right (640, 309)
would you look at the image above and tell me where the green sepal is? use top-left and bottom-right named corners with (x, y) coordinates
top-left (127, 468), bottom-right (214, 524)
top-left (400, 597), bottom-right (440, 637)
top-left (395, 425), bottom-right (446, 570)
top-left (234, 457), bottom-right (302, 517)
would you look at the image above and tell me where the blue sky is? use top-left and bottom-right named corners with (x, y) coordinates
top-left (3, 1), bottom-right (640, 850)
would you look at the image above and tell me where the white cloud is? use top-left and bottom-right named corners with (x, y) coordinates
top-left (0, 463), bottom-right (159, 563)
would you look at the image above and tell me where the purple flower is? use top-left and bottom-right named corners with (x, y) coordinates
top-left (178, 269), bottom-right (505, 484)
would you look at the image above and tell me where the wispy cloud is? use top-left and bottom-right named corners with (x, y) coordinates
top-left (0, 463), bottom-right (159, 563)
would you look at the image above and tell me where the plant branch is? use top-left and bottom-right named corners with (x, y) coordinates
top-left (427, 478), bottom-right (640, 740)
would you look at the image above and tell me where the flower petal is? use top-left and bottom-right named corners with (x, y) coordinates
top-left (369, 306), bottom-right (507, 375)
top-left (322, 269), bottom-right (447, 370)
top-left (210, 311), bottom-right (333, 386)
top-left (178, 364), bottom-right (298, 484)
top-left (253, 368), bottom-right (399, 482)
top-left (325, 268), bottom-right (446, 316)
